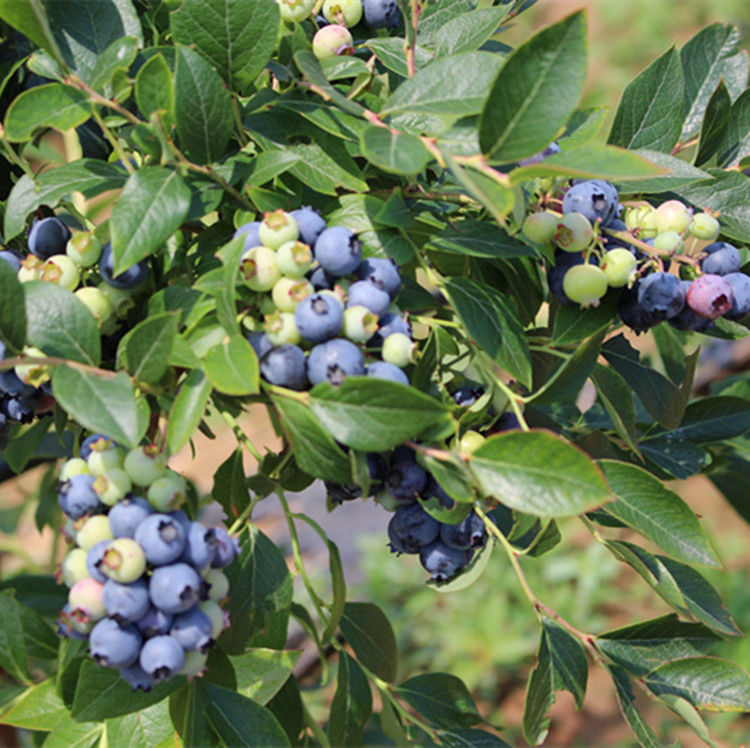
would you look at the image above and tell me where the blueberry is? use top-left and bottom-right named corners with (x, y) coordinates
top-left (518, 141), bottom-right (561, 167)
top-left (290, 207), bottom-right (327, 246)
top-left (28, 216), bottom-right (71, 260)
top-left (89, 617), bottom-right (142, 668)
top-left (314, 227), bottom-right (362, 276)
top-left (369, 313), bottom-right (411, 347)
top-left (419, 541), bottom-right (471, 582)
top-left (170, 607), bottom-right (214, 651)
top-left (0, 370), bottom-right (33, 397)
top-left (149, 563), bottom-right (203, 614)
top-left (294, 293), bottom-right (344, 343)
top-left (57, 604), bottom-right (92, 639)
top-left (102, 578), bottom-right (151, 623)
top-left (686, 274), bottom-right (734, 320)
top-left (233, 221), bottom-right (262, 251)
top-left (108, 496), bottom-right (154, 538)
top-left (423, 476), bottom-right (454, 509)
top-left (0, 250), bottom-right (21, 272)
top-left (136, 606), bottom-right (174, 638)
top-left (547, 250), bottom-right (585, 306)
top-left (362, 0), bottom-right (401, 27)
top-left (385, 461), bottom-right (426, 503)
top-left (346, 280), bottom-right (391, 316)
top-left (356, 258), bottom-right (401, 300)
top-left (326, 482), bottom-right (362, 504)
top-left (179, 523), bottom-right (218, 569)
top-left (211, 528), bottom-right (239, 568)
top-left (387, 503), bottom-right (439, 554)
top-left (80, 433), bottom-right (116, 460)
top-left (307, 265), bottom-right (335, 291)
top-left (134, 514), bottom-right (187, 566)
top-left (99, 243), bottom-right (148, 290)
top-left (495, 412), bottom-right (522, 431)
top-left (121, 663), bottom-right (155, 692)
top-left (86, 540), bottom-right (112, 583)
top-left (260, 345), bottom-right (308, 390)
top-left (723, 273), bottom-right (750, 319)
top-left (637, 272), bottom-right (686, 320)
top-left (0, 416), bottom-right (8, 452)
top-left (618, 282), bottom-right (660, 334)
top-left (58, 474), bottom-right (103, 520)
top-left (439, 512), bottom-right (486, 550)
top-left (701, 242), bottom-right (741, 276)
top-left (307, 338), bottom-right (365, 386)
top-left (669, 281), bottom-right (713, 332)
top-left (247, 332), bottom-right (273, 360)
top-left (4, 394), bottom-right (38, 423)
top-left (139, 635), bottom-right (185, 682)
top-left (452, 384), bottom-right (484, 408)
top-left (562, 180), bottom-right (620, 228)
top-left (367, 361), bottom-right (409, 385)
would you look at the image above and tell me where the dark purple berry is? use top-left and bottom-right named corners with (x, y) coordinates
top-left (387, 503), bottom-right (440, 554)
top-left (385, 461), bottom-right (426, 503)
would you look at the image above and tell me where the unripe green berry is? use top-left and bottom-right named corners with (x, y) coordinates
top-left (312, 25), bottom-right (354, 60)
top-left (653, 231), bottom-right (684, 253)
top-left (554, 213), bottom-right (593, 252)
top-left (123, 444), bottom-right (167, 486)
top-left (601, 248), bottom-right (638, 288)
top-left (562, 264), bottom-right (608, 307)
top-left (204, 568), bottom-right (230, 602)
top-left (60, 457), bottom-right (91, 482)
top-left (275, 0), bottom-right (315, 22)
top-left (522, 212), bottom-right (558, 245)
top-left (14, 347), bottom-right (50, 387)
top-left (147, 470), bottom-right (187, 511)
top-left (322, 0), bottom-right (362, 27)
top-left (689, 213), bottom-right (721, 241)
top-left (98, 283), bottom-right (136, 319)
top-left (241, 247), bottom-right (281, 291)
top-left (76, 514), bottom-right (114, 550)
top-left (99, 538), bottom-right (146, 583)
top-left (458, 430), bottom-right (485, 454)
top-left (624, 205), bottom-right (650, 233)
top-left (87, 445), bottom-right (123, 476)
top-left (41, 254), bottom-right (80, 290)
top-left (75, 287), bottom-right (112, 327)
top-left (61, 548), bottom-right (89, 587)
top-left (18, 255), bottom-right (42, 282)
top-left (343, 305), bottom-right (379, 343)
top-left (639, 208), bottom-right (658, 238)
top-left (654, 200), bottom-right (692, 234)
top-left (271, 277), bottom-right (313, 312)
top-left (198, 600), bottom-right (226, 638)
top-left (264, 310), bottom-right (301, 346)
top-left (93, 467), bottom-right (132, 506)
top-left (180, 650), bottom-right (208, 678)
top-left (382, 332), bottom-right (415, 368)
top-left (258, 210), bottom-right (298, 250)
top-left (276, 241), bottom-right (314, 278)
top-left (66, 232), bottom-right (102, 267)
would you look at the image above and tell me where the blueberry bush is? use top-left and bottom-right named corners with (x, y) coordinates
top-left (0, 0), bottom-right (749, 745)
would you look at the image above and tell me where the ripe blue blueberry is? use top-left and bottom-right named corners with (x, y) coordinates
top-left (423, 476), bottom-right (454, 509)
top-left (102, 578), bottom-right (151, 623)
top-left (362, 0), bottom-right (401, 27)
top-left (290, 207), bottom-right (327, 246)
top-left (80, 433), bottom-right (116, 460)
top-left (89, 617), bottom-right (142, 668)
top-left (307, 265), bottom-right (335, 291)
top-left (346, 280), bottom-right (391, 316)
top-left (294, 293), bottom-right (344, 343)
top-left (307, 338), bottom-right (365, 386)
top-left (211, 527), bottom-right (239, 568)
top-left (134, 514), bottom-right (187, 566)
top-left (58, 474), bottom-right (103, 520)
top-left (701, 242), bottom-right (742, 276)
top-left (452, 384), bottom-right (484, 408)
top-left (562, 180), bottom-right (620, 227)
top-left (139, 635), bottom-right (186, 682)
top-left (387, 503), bottom-right (439, 554)
top-left (136, 606), bottom-right (174, 638)
top-left (86, 540), bottom-right (111, 583)
top-left (99, 243), bottom-right (148, 290)
top-left (637, 272), bottom-right (686, 320)
top-left (369, 313), bottom-right (411, 348)
top-left (356, 258), bottom-right (401, 299)
top-left (618, 282), bottom-right (659, 334)
top-left (260, 345), bottom-right (308, 390)
top-left (28, 216), bottom-right (71, 260)
top-left (108, 496), bottom-right (154, 538)
top-left (247, 332), bottom-right (274, 360)
top-left (314, 227), bottom-right (362, 276)
top-left (149, 563), bottom-right (203, 614)
top-left (367, 361), bottom-right (409, 385)
top-left (386, 461), bottom-right (426, 503)
top-left (439, 512), bottom-right (486, 550)
top-left (170, 607), bottom-right (214, 651)
top-left (0, 250), bottom-right (21, 271)
top-left (233, 221), bottom-right (262, 251)
top-left (723, 273), bottom-right (750, 320)
top-left (518, 141), bottom-right (561, 166)
top-left (121, 663), bottom-right (155, 692)
top-left (179, 523), bottom-right (218, 569)
top-left (419, 540), bottom-right (472, 582)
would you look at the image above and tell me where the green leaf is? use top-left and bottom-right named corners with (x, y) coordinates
top-left (105, 700), bottom-right (175, 748)
top-left (382, 51), bottom-right (504, 116)
top-left (272, 395), bottom-right (351, 483)
top-left (426, 221), bottom-right (537, 260)
top-left (0, 591), bottom-right (32, 684)
top-left (88, 36), bottom-right (138, 90)
top-left (135, 53), bottom-right (174, 126)
top-left (679, 23), bottom-right (749, 141)
top-left (203, 335), bottom-right (259, 396)
top-left (607, 665), bottom-right (663, 748)
top-left (339, 602), bottom-right (397, 683)
top-left (608, 47), bottom-right (684, 152)
top-left (470, 431), bottom-right (610, 518)
top-left (551, 293), bottom-right (618, 345)
top-left (360, 126), bottom-right (432, 175)
top-left (42, 715), bottom-right (102, 748)
top-left (118, 312), bottom-right (178, 385)
top-left (327, 652), bottom-right (372, 746)
top-left (24, 282), bottom-right (100, 365)
top-left (522, 619), bottom-right (588, 745)
top-left (616, 149), bottom-right (711, 194)
top-left (171, 0), bottom-right (279, 90)
top-left (669, 396), bottom-right (750, 444)
top-left (707, 450), bottom-right (750, 524)
top-left (4, 83), bottom-right (90, 141)
top-left (365, 37), bottom-right (433, 78)
top-left (607, 540), bottom-right (741, 637)
top-left (433, 6), bottom-right (508, 57)
top-left (440, 729), bottom-right (512, 747)
top-left (559, 106), bottom-right (608, 146)
top-left (288, 142), bottom-right (367, 195)
top-left (203, 684), bottom-right (290, 747)
top-left (51, 365), bottom-right (145, 448)
top-left (510, 144), bottom-right (663, 184)
top-left (110, 166), bottom-right (191, 274)
top-left (44, 0), bottom-right (143, 83)
top-left (166, 369), bottom-right (213, 456)
top-left (646, 657), bottom-right (750, 712)
top-left (427, 537), bottom-right (493, 593)
top-left (0, 260), bottom-right (26, 353)
top-left (591, 365), bottom-right (639, 456)
top-left (596, 615), bottom-right (719, 677)
top-left (395, 673), bottom-right (481, 730)
top-left (599, 460), bottom-right (718, 567)
top-left (174, 45), bottom-right (233, 164)
top-left (479, 12), bottom-right (587, 161)
top-left (695, 80), bottom-right (731, 165)
top-left (418, 0), bottom-right (475, 44)
top-left (231, 649), bottom-right (301, 704)
top-left (169, 680), bottom-right (220, 747)
top-left (293, 50), bottom-right (365, 117)
top-left (309, 377), bottom-right (451, 452)
top-left (0, 0), bottom-right (62, 62)
top-left (715, 88), bottom-right (750, 167)
top-left (212, 449), bottom-right (250, 516)
top-left (245, 149), bottom-right (301, 187)
top-left (443, 277), bottom-right (531, 387)
top-left (0, 679), bottom-right (67, 730)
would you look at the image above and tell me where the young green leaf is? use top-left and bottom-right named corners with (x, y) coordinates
top-left (339, 602), bottom-right (398, 682)
top-left (4, 83), bottom-right (90, 141)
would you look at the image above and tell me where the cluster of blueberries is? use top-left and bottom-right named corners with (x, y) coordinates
top-left (523, 179), bottom-right (750, 333)
top-left (1, 214), bottom-right (148, 332)
top-left (56, 434), bottom-right (237, 691)
top-left (239, 207), bottom-right (415, 391)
